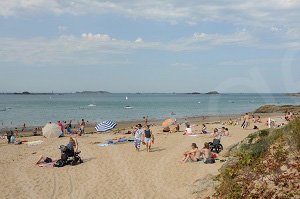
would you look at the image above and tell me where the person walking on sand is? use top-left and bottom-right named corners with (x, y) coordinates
top-left (133, 124), bottom-right (144, 151)
top-left (143, 116), bottom-right (148, 126)
top-left (243, 113), bottom-right (250, 129)
top-left (79, 119), bottom-right (86, 135)
top-left (144, 125), bottom-right (154, 152)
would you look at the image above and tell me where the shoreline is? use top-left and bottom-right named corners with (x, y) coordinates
top-left (1, 112), bottom-right (284, 136)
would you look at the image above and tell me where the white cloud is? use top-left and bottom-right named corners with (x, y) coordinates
top-left (1, 29), bottom-right (299, 66)
top-left (135, 37), bottom-right (143, 43)
top-left (81, 33), bottom-right (113, 41)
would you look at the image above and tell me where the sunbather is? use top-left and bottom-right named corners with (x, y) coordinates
top-left (183, 123), bottom-right (192, 135)
top-left (181, 143), bottom-right (200, 163)
top-left (200, 142), bottom-right (215, 164)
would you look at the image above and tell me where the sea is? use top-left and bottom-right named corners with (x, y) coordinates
top-left (0, 93), bottom-right (300, 128)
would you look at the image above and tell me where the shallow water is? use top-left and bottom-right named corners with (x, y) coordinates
top-left (0, 93), bottom-right (299, 128)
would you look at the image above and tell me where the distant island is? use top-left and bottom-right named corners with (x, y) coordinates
top-left (0, 91), bottom-right (111, 95)
top-left (75, 91), bottom-right (110, 94)
top-left (287, 93), bottom-right (300, 97)
top-left (206, 91), bottom-right (219, 94)
top-left (185, 92), bottom-right (201, 94)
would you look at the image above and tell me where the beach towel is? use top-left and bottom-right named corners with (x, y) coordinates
top-left (37, 161), bottom-right (57, 167)
top-left (97, 143), bottom-right (113, 147)
top-left (27, 140), bottom-right (44, 146)
top-left (188, 135), bottom-right (199, 137)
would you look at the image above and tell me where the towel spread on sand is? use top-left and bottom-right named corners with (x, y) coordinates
top-left (97, 143), bottom-right (113, 147)
top-left (188, 135), bottom-right (199, 137)
top-left (27, 140), bottom-right (44, 146)
top-left (37, 161), bottom-right (57, 167)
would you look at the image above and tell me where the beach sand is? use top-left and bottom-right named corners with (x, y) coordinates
top-left (0, 114), bottom-right (286, 198)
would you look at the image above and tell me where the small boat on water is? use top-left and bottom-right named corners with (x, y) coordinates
top-left (88, 104), bottom-right (96, 107)
top-left (124, 106), bottom-right (133, 109)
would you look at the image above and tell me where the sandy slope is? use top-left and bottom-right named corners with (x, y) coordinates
top-left (0, 115), bottom-right (285, 199)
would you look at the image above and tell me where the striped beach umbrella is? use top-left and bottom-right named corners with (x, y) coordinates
top-left (95, 120), bottom-right (117, 132)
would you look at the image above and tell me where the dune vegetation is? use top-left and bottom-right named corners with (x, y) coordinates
top-left (214, 118), bottom-right (300, 198)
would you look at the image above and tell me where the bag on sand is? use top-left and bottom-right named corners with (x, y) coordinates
top-left (54, 159), bottom-right (65, 167)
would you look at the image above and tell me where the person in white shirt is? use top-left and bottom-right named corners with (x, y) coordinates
top-left (133, 124), bottom-right (144, 151)
top-left (183, 123), bottom-right (193, 135)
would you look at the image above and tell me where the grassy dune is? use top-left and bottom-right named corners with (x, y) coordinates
top-left (214, 118), bottom-right (300, 198)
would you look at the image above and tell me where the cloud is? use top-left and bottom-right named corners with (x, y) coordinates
top-left (1, 28), bottom-right (299, 66)
top-left (81, 33), bottom-right (113, 41)
top-left (135, 37), bottom-right (143, 43)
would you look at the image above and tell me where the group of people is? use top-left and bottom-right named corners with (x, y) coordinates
top-left (181, 142), bottom-right (215, 164)
top-left (132, 124), bottom-right (154, 152)
top-left (36, 136), bottom-right (80, 167)
top-left (57, 119), bottom-right (86, 136)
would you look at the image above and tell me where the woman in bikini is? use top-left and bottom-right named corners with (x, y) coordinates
top-left (181, 143), bottom-right (201, 163)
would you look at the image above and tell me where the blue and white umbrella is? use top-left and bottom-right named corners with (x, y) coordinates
top-left (95, 120), bottom-right (117, 132)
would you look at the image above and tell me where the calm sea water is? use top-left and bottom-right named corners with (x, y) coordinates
top-left (0, 93), bottom-right (300, 128)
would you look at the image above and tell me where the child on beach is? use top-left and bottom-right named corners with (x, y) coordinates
top-left (133, 124), bottom-right (144, 151)
top-left (144, 125), bottom-right (154, 152)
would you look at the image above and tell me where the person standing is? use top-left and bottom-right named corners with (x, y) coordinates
top-left (143, 116), bottom-right (148, 126)
top-left (58, 121), bottom-right (64, 133)
top-left (133, 124), bottom-right (144, 152)
top-left (79, 119), bottom-right (86, 135)
top-left (144, 125), bottom-right (154, 152)
top-left (243, 113), bottom-right (250, 129)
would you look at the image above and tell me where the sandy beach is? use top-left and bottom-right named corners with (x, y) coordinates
top-left (0, 114), bottom-right (286, 198)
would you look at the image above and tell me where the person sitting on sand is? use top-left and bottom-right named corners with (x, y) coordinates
top-left (32, 128), bottom-right (38, 136)
top-left (181, 143), bottom-right (201, 163)
top-left (183, 124), bottom-right (192, 135)
top-left (144, 125), bottom-right (154, 152)
top-left (133, 124), bottom-right (144, 151)
top-left (6, 130), bottom-right (13, 144)
top-left (212, 128), bottom-right (221, 145)
top-left (201, 124), bottom-right (208, 134)
top-left (224, 128), bottom-right (229, 136)
top-left (200, 142), bottom-right (215, 164)
top-left (162, 126), bottom-right (170, 133)
top-left (66, 136), bottom-right (79, 154)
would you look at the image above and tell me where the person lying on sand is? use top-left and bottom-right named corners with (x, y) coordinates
top-left (36, 155), bottom-right (56, 165)
top-left (181, 143), bottom-right (200, 163)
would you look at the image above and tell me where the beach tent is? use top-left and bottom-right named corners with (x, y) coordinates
top-left (42, 123), bottom-right (62, 138)
top-left (162, 118), bottom-right (176, 127)
top-left (95, 120), bottom-right (117, 132)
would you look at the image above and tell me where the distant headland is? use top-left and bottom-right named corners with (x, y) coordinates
top-left (287, 93), bottom-right (300, 97)
top-left (0, 91), bottom-right (111, 95)
top-left (185, 91), bottom-right (220, 95)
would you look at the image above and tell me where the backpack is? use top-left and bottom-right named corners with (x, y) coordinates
top-left (54, 159), bottom-right (65, 167)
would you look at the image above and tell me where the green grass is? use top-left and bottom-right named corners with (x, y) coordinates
top-left (214, 118), bottom-right (300, 198)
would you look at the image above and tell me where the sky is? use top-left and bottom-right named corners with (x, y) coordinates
top-left (0, 0), bottom-right (300, 93)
